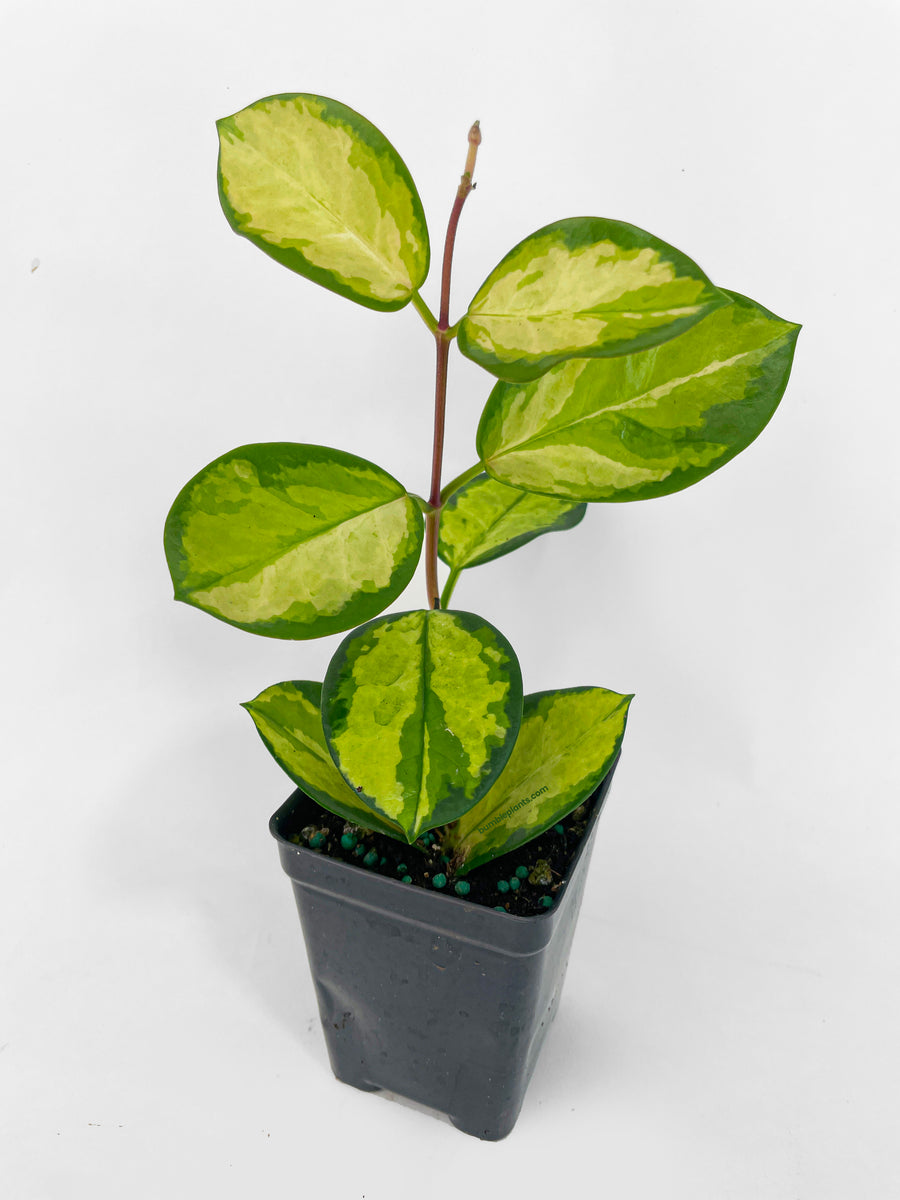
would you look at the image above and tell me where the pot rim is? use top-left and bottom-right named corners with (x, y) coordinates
top-left (269, 754), bottom-right (619, 942)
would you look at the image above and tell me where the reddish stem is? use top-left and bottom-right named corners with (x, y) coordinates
top-left (424, 121), bottom-right (481, 610)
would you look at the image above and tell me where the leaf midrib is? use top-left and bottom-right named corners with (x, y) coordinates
top-left (186, 492), bottom-right (409, 592)
top-left (411, 613), bottom-right (432, 837)
top-left (455, 696), bottom-right (629, 843)
top-left (236, 137), bottom-right (409, 288)
top-left (469, 303), bottom-right (702, 322)
top-left (261, 706), bottom-right (336, 768)
top-left (450, 489), bottom-right (528, 569)
top-left (487, 345), bottom-right (761, 459)
top-left (256, 700), bottom-right (406, 836)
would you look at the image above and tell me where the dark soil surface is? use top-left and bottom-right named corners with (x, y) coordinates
top-left (279, 795), bottom-right (598, 917)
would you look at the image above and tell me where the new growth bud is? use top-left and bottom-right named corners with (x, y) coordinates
top-left (462, 121), bottom-right (481, 186)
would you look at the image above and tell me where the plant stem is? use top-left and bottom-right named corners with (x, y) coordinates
top-left (409, 493), bottom-right (436, 514)
top-left (424, 120), bottom-right (481, 611)
top-left (411, 291), bottom-right (438, 333)
top-left (440, 567), bottom-right (461, 610)
top-left (440, 462), bottom-right (483, 505)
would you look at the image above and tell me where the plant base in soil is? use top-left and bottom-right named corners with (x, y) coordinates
top-left (278, 796), bottom-right (598, 917)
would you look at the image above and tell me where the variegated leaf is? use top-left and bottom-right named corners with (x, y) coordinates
top-left (439, 473), bottom-right (586, 571)
top-left (217, 93), bottom-right (429, 311)
top-left (457, 218), bottom-right (728, 381)
top-left (164, 443), bottom-right (423, 639)
top-left (446, 688), bottom-right (632, 875)
top-left (322, 609), bottom-right (523, 843)
top-left (476, 291), bottom-right (800, 502)
top-left (243, 680), bottom-right (404, 838)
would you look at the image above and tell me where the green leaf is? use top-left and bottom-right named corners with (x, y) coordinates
top-left (439, 473), bottom-right (586, 571)
top-left (243, 680), bottom-right (405, 838)
top-left (322, 610), bottom-right (523, 843)
top-left (217, 93), bottom-right (429, 311)
top-left (476, 290), bottom-right (800, 502)
top-left (457, 217), bottom-right (729, 382)
top-left (164, 443), bottom-right (423, 639)
top-left (445, 688), bottom-right (632, 875)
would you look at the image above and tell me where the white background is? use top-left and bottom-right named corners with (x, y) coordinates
top-left (3, 0), bottom-right (899, 1195)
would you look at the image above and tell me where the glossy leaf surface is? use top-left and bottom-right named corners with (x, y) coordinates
top-left (243, 680), bottom-right (404, 838)
top-left (458, 218), bottom-right (728, 381)
top-left (439, 473), bottom-right (586, 571)
top-left (446, 688), bottom-right (632, 875)
top-left (477, 291), bottom-right (800, 502)
top-left (322, 610), bottom-right (523, 843)
top-left (217, 93), bottom-right (429, 310)
top-left (165, 443), bottom-right (423, 639)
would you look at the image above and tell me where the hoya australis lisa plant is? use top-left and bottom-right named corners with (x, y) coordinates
top-left (165, 93), bottom-right (798, 886)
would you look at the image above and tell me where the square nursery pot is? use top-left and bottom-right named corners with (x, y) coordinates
top-left (269, 762), bottom-right (618, 1141)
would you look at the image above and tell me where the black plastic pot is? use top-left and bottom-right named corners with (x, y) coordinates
top-left (270, 763), bottom-right (617, 1140)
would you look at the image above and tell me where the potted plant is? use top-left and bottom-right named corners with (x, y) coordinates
top-left (164, 93), bottom-right (799, 1140)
